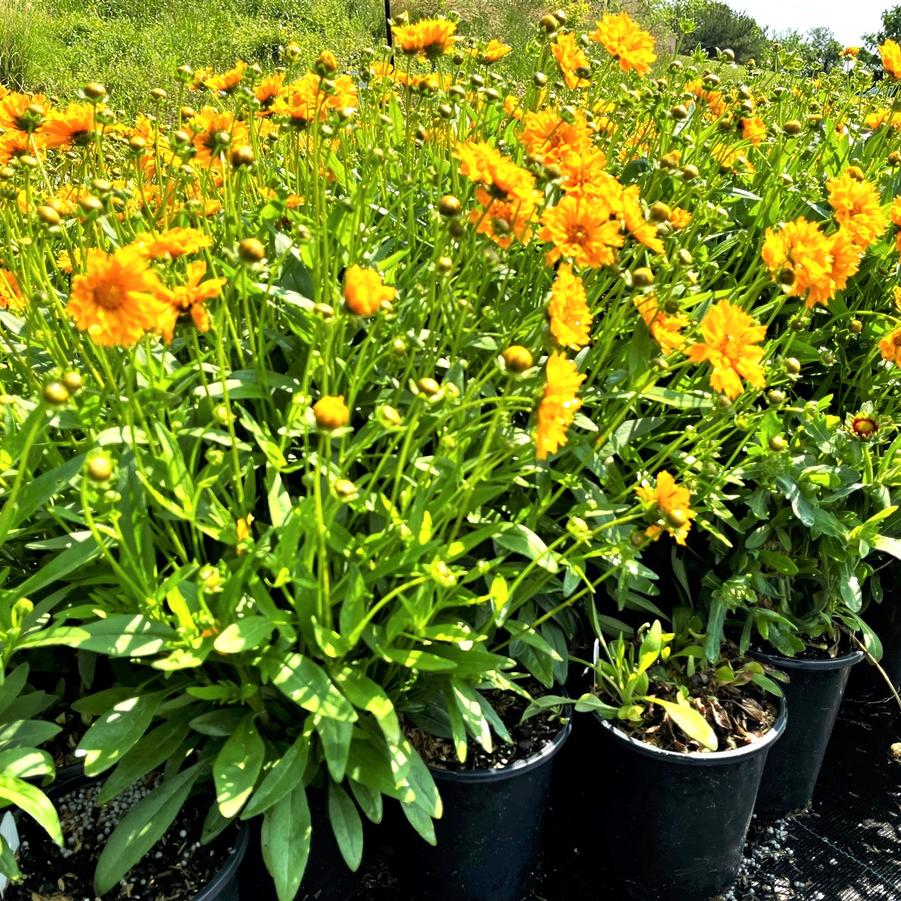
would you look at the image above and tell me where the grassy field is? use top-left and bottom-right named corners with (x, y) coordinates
top-left (0, 0), bottom-right (594, 109)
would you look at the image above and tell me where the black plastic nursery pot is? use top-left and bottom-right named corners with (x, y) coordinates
top-left (396, 721), bottom-right (572, 901)
top-left (752, 648), bottom-right (864, 816)
top-left (585, 699), bottom-right (787, 901)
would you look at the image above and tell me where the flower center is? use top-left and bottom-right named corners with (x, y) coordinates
top-left (567, 225), bottom-right (588, 245)
top-left (94, 283), bottom-right (123, 310)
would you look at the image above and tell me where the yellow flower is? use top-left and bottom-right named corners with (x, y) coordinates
top-left (313, 395), bottom-right (350, 429)
top-left (204, 61), bottom-right (246, 94)
top-left (622, 185), bottom-right (664, 254)
top-left (540, 195), bottom-right (624, 269)
top-left (826, 170), bottom-right (886, 250)
top-left (548, 263), bottom-right (592, 349)
top-left (481, 40), bottom-right (512, 64)
top-left (687, 300), bottom-right (766, 399)
top-left (41, 103), bottom-right (97, 149)
top-left (343, 265), bottom-right (395, 316)
top-left (843, 47), bottom-right (860, 58)
top-left (762, 217), bottom-right (834, 307)
top-left (189, 108), bottom-right (249, 167)
top-left (254, 73), bottom-right (286, 110)
top-left (392, 18), bottom-right (457, 58)
top-left (865, 108), bottom-right (901, 130)
top-left (158, 261), bottom-right (225, 342)
top-left (131, 227), bottom-right (211, 260)
top-left (741, 116), bottom-right (766, 145)
top-left (879, 328), bottom-right (901, 367)
top-left (0, 91), bottom-right (48, 134)
top-left (551, 32), bottom-right (590, 90)
top-left (590, 12), bottom-right (656, 75)
top-left (519, 108), bottom-right (592, 167)
top-left (880, 39), bottom-right (901, 79)
top-left (66, 247), bottom-right (169, 347)
top-left (634, 295), bottom-right (688, 355)
top-left (0, 269), bottom-right (26, 312)
top-left (558, 149), bottom-right (611, 198)
top-left (635, 471), bottom-right (696, 545)
top-left (669, 207), bottom-right (692, 230)
top-left (536, 352), bottom-right (585, 460)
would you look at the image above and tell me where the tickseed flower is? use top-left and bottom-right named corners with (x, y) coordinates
top-left (392, 18), bottom-right (457, 58)
top-left (687, 300), bottom-right (766, 399)
top-left (846, 406), bottom-right (879, 440)
top-left (622, 185), bottom-right (664, 254)
top-left (536, 352), bottom-right (585, 460)
top-left (480, 40), bottom-right (512, 63)
top-left (131, 227), bottom-right (211, 260)
top-left (190, 108), bottom-right (249, 166)
top-left (548, 263), bottom-right (592, 349)
top-left (558, 150), bottom-right (610, 197)
top-left (204, 61), bottom-right (246, 94)
top-left (843, 47), bottom-right (860, 58)
top-left (669, 207), bottom-right (692, 230)
top-left (741, 116), bottom-right (766, 145)
top-left (879, 327), bottom-right (901, 367)
top-left (551, 32), bottom-right (590, 90)
top-left (158, 261), bottom-right (226, 342)
top-left (590, 12), bottom-right (657, 75)
top-left (519, 108), bottom-right (593, 167)
top-left (0, 131), bottom-right (32, 165)
top-left (41, 103), bottom-right (97, 149)
top-left (762, 217), bottom-right (859, 308)
top-left (0, 91), bottom-right (47, 134)
top-left (540, 195), bottom-right (624, 268)
top-left (313, 395), bottom-right (350, 429)
top-left (66, 247), bottom-right (169, 347)
top-left (254, 73), bottom-right (285, 110)
top-left (343, 265), bottom-right (395, 316)
top-left (635, 471), bottom-right (696, 545)
top-left (865, 108), bottom-right (901, 130)
top-left (0, 269), bottom-right (26, 312)
top-left (881, 39), bottom-right (901, 79)
top-left (826, 171), bottom-right (886, 250)
top-left (634, 295), bottom-right (688, 355)
top-left (272, 73), bottom-right (358, 127)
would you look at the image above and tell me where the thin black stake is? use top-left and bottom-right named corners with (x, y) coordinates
top-left (384, 0), bottom-right (393, 48)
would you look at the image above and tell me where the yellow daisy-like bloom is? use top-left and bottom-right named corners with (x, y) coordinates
top-left (540, 195), bottom-right (624, 269)
top-left (826, 170), bottom-right (886, 250)
top-left (808, 230), bottom-right (862, 307)
top-left (204, 61), bottom-right (246, 94)
top-left (0, 131), bottom-right (32, 165)
top-left (158, 261), bottom-right (226, 343)
top-left (66, 247), bottom-right (169, 347)
top-left (880, 328), bottom-right (901, 367)
top-left (536, 352), bottom-right (585, 460)
top-left (865, 108), bottom-right (901, 130)
top-left (343, 265), bottom-right (395, 316)
top-left (685, 79), bottom-right (727, 119)
top-left (481, 39), bottom-right (512, 63)
top-left (558, 149), bottom-right (610, 198)
top-left (0, 269), bottom-right (26, 312)
top-left (519, 108), bottom-right (593, 167)
top-left (392, 18), bottom-right (457, 58)
top-left (741, 116), bottom-right (766, 145)
top-left (621, 185), bottom-right (664, 254)
top-left (551, 32), bottom-right (590, 90)
top-left (313, 395), bottom-right (350, 429)
top-left (687, 300), bottom-right (767, 399)
top-left (635, 471), bottom-right (696, 546)
top-left (189, 108), bottom-right (249, 167)
top-left (669, 207), bottom-right (692, 230)
top-left (891, 197), bottom-right (901, 254)
top-left (843, 47), bottom-right (860, 58)
top-left (761, 217), bottom-right (833, 306)
top-left (634, 295), bottom-right (688, 355)
top-left (254, 73), bottom-right (286, 110)
top-left (880, 39), bottom-right (901, 79)
top-left (41, 103), bottom-right (97, 149)
top-left (0, 91), bottom-right (47, 134)
top-left (132, 227), bottom-right (211, 260)
top-left (590, 12), bottom-right (656, 75)
top-left (548, 263), bottom-right (592, 349)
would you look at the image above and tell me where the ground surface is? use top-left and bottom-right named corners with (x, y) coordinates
top-left (351, 697), bottom-right (900, 900)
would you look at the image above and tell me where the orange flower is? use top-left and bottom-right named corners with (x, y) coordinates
top-left (519, 108), bottom-right (592, 167)
top-left (0, 269), bottom-right (26, 312)
top-left (880, 328), bottom-right (901, 366)
top-left (547, 263), bottom-right (592, 349)
top-left (0, 91), bottom-right (47, 134)
top-left (687, 300), bottom-right (766, 399)
top-left (271, 73), bottom-right (357, 127)
top-left (634, 295), bottom-right (688, 355)
top-left (255, 73), bottom-right (286, 110)
top-left (843, 47), bottom-right (860, 58)
top-left (558, 149), bottom-right (611, 197)
top-left (590, 12), bottom-right (656, 75)
top-left (0, 131), bottom-right (33, 166)
top-left (622, 185), bottom-right (664, 254)
top-left (132, 227), bottom-right (211, 260)
top-left (313, 395), bottom-right (350, 429)
top-left (761, 217), bottom-right (834, 307)
top-left (540, 195), bottom-right (624, 268)
top-left (481, 40), bottom-right (512, 63)
top-left (392, 18), bottom-right (457, 58)
top-left (536, 352), bottom-right (585, 460)
top-left (66, 247), bottom-right (169, 347)
top-left (343, 265), bottom-right (395, 316)
top-left (41, 103), bottom-right (97, 149)
top-left (635, 471), bottom-right (695, 545)
top-left (189, 108), bottom-right (249, 167)
top-left (204, 61), bottom-right (246, 94)
top-left (741, 116), bottom-right (766, 145)
top-left (685, 79), bottom-right (727, 118)
top-left (669, 207), bottom-right (692, 230)
top-left (865, 108), bottom-right (901, 130)
top-left (880, 39), bottom-right (901, 79)
top-left (158, 261), bottom-right (226, 342)
top-left (826, 170), bottom-right (886, 250)
top-left (551, 32), bottom-right (590, 90)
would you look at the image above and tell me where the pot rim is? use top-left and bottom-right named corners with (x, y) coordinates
top-left (428, 717), bottom-right (572, 783)
top-left (751, 648), bottom-right (866, 672)
top-left (594, 696), bottom-right (787, 767)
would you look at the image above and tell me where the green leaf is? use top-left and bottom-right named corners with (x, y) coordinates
top-left (0, 749), bottom-right (53, 780)
top-left (262, 785), bottom-right (311, 901)
top-left (94, 765), bottom-right (200, 896)
top-left (348, 778), bottom-right (383, 824)
top-left (23, 615), bottom-right (175, 657)
top-left (15, 533), bottom-right (103, 597)
top-left (242, 735), bottom-right (309, 820)
top-left (0, 664), bottom-right (29, 719)
top-left (650, 698), bottom-right (718, 751)
top-left (775, 476), bottom-right (815, 527)
top-left (315, 716), bottom-right (353, 783)
top-left (637, 621), bottom-right (663, 674)
top-left (873, 534), bottom-right (901, 560)
top-left (79, 693), bottom-right (164, 777)
top-left (213, 715), bottom-right (266, 818)
top-left (0, 719), bottom-right (61, 747)
top-left (572, 693), bottom-right (619, 718)
top-left (331, 666), bottom-right (399, 743)
top-left (213, 617), bottom-right (274, 655)
top-left (760, 550), bottom-right (799, 575)
top-left (328, 782), bottom-right (363, 871)
top-left (494, 524), bottom-right (559, 573)
top-left (272, 654), bottom-right (356, 721)
top-left (0, 775), bottom-right (61, 845)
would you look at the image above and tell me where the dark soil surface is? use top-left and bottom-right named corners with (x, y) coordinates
top-left (407, 687), bottom-right (567, 771)
top-left (7, 777), bottom-right (239, 901)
